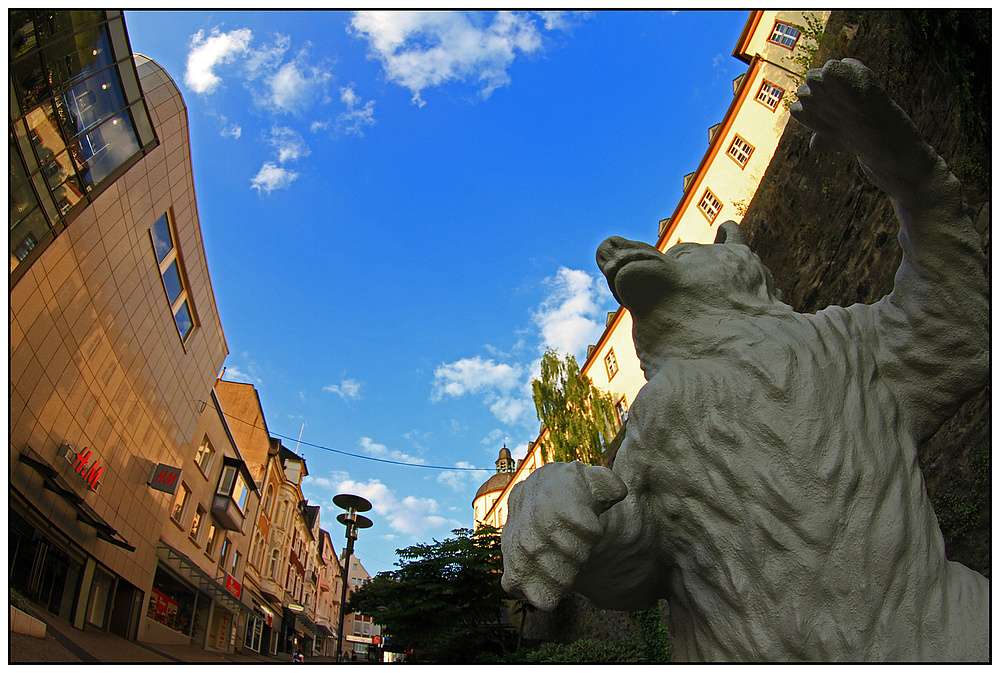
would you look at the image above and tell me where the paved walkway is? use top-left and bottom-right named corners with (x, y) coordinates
top-left (10, 608), bottom-right (351, 664)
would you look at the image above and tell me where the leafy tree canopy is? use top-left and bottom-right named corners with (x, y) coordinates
top-left (531, 348), bottom-right (620, 465)
top-left (346, 526), bottom-right (514, 661)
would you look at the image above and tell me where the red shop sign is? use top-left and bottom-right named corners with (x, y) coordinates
top-left (225, 573), bottom-right (242, 599)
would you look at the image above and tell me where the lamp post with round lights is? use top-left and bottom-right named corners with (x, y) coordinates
top-left (333, 493), bottom-right (372, 661)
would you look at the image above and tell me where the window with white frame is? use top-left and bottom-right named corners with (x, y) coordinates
top-left (150, 212), bottom-right (197, 342)
top-left (195, 435), bottom-right (214, 475)
top-left (756, 80), bottom-right (784, 111)
top-left (699, 188), bottom-right (723, 223)
top-left (605, 349), bottom-right (618, 380)
top-left (727, 134), bottom-right (754, 168)
top-left (768, 21), bottom-right (800, 49)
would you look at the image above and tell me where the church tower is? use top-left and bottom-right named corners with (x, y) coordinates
top-left (472, 445), bottom-right (517, 528)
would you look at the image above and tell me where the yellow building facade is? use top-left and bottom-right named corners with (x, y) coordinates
top-left (474, 10), bottom-right (830, 532)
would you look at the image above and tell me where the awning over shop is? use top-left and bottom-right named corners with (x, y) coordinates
top-left (287, 605), bottom-right (319, 638)
top-left (156, 541), bottom-right (255, 615)
top-left (17, 448), bottom-right (135, 552)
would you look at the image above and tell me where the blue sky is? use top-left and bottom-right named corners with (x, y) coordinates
top-left (123, 10), bottom-right (752, 574)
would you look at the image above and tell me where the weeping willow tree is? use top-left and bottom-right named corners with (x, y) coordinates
top-left (531, 348), bottom-right (620, 465)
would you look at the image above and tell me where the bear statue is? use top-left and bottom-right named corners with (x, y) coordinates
top-left (500, 59), bottom-right (989, 662)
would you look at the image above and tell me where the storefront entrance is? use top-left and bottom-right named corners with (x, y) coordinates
top-left (10, 508), bottom-right (84, 622)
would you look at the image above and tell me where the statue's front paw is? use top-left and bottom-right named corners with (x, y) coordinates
top-left (499, 462), bottom-right (626, 611)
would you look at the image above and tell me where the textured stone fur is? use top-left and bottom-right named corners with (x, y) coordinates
top-left (500, 60), bottom-right (989, 661)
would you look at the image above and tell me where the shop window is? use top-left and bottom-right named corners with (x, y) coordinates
top-left (171, 483), bottom-right (191, 525)
top-left (147, 565), bottom-right (197, 635)
top-left (195, 435), bottom-right (215, 476)
top-left (756, 80), bottom-right (784, 111)
top-left (150, 212), bottom-right (197, 342)
top-left (245, 614), bottom-right (264, 652)
top-left (605, 348), bottom-right (618, 380)
top-left (727, 134), bottom-right (755, 168)
top-left (768, 21), bottom-right (800, 49)
top-left (699, 188), bottom-right (723, 223)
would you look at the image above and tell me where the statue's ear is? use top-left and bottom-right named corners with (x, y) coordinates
top-left (714, 220), bottom-right (747, 246)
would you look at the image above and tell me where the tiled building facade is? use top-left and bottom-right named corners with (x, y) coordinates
top-left (9, 10), bottom-right (352, 659)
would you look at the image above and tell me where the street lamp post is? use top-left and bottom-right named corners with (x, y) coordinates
top-left (333, 493), bottom-right (372, 662)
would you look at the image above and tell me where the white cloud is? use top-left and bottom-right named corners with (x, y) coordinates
top-left (431, 356), bottom-right (535, 427)
top-left (437, 461), bottom-right (490, 491)
top-left (221, 122), bottom-right (242, 139)
top-left (251, 161), bottom-right (298, 194)
top-left (222, 362), bottom-right (263, 385)
top-left (265, 49), bottom-right (333, 114)
top-left (337, 84), bottom-right (377, 136)
top-left (359, 437), bottom-right (426, 466)
top-left (267, 126), bottom-right (310, 163)
top-left (532, 266), bottom-right (609, 357)
top-left (349, 10), bottom-right (551, 106)
top-left (244, 33), bottom-right (291, 79)
top-left (324, 378), bottom-right (362, 400)
top-left (334, 477), bottom-right (462, 537)
top-left (185, 27), bottom-right (253, 94)
top-left (431, 356), bottom-right (522, 401)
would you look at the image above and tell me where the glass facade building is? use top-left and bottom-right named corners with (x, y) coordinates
top-left (9, 10), bottom-right (157, 284)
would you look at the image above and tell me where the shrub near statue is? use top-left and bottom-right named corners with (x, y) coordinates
top-left (500, 59), bottom-right (989, 662)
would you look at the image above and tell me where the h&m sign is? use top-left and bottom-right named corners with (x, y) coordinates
top-left (148, 463), bottom-right (182, 494)
top-left (57, 443), bottom-right (103, 492)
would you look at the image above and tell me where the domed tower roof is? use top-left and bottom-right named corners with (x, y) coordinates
top-left (474, 472), bottom-right (514, 500)
top-left (498, 446), bottom-right (512, 462)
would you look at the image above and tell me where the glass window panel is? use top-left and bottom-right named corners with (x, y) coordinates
top-left (151, 214), bottom-right (174, 262)
top-left (10, 10), bottom-right (38, 59)
top-left (11, 179), bottom-right (41, 228)
top-left (218, 466), bottom-right (237, 495)
top-left (12, 51), bottom-right (51, 111)
top-left (31, 172), bottom-right (60, 224)
top-left (46, 26), bottom-right (114, 93)
top-left (162, 260), bottom-right (183, 304)
top-left (35, 10), bottom-right (104, 44)
top-left (10, 207), bottom-right (49, 272)
top-left (12, 121), bottom-right (39, 174)
top-left (63, 68), bottom-right (126, 138)
top-left (24, 102), bottom-right (70, 166)
top-left (77, 112), bottom-right (140, 187)
top-left (177, 303), bottom-right (194, 341)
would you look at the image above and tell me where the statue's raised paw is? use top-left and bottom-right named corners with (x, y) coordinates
top-left (790, 58), bottom-right (938, 201)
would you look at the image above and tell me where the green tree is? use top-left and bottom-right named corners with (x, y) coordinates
top-left (531, 348), bottom-right (620, 465)
top-left (346, 526), bottom-right (515, 662)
